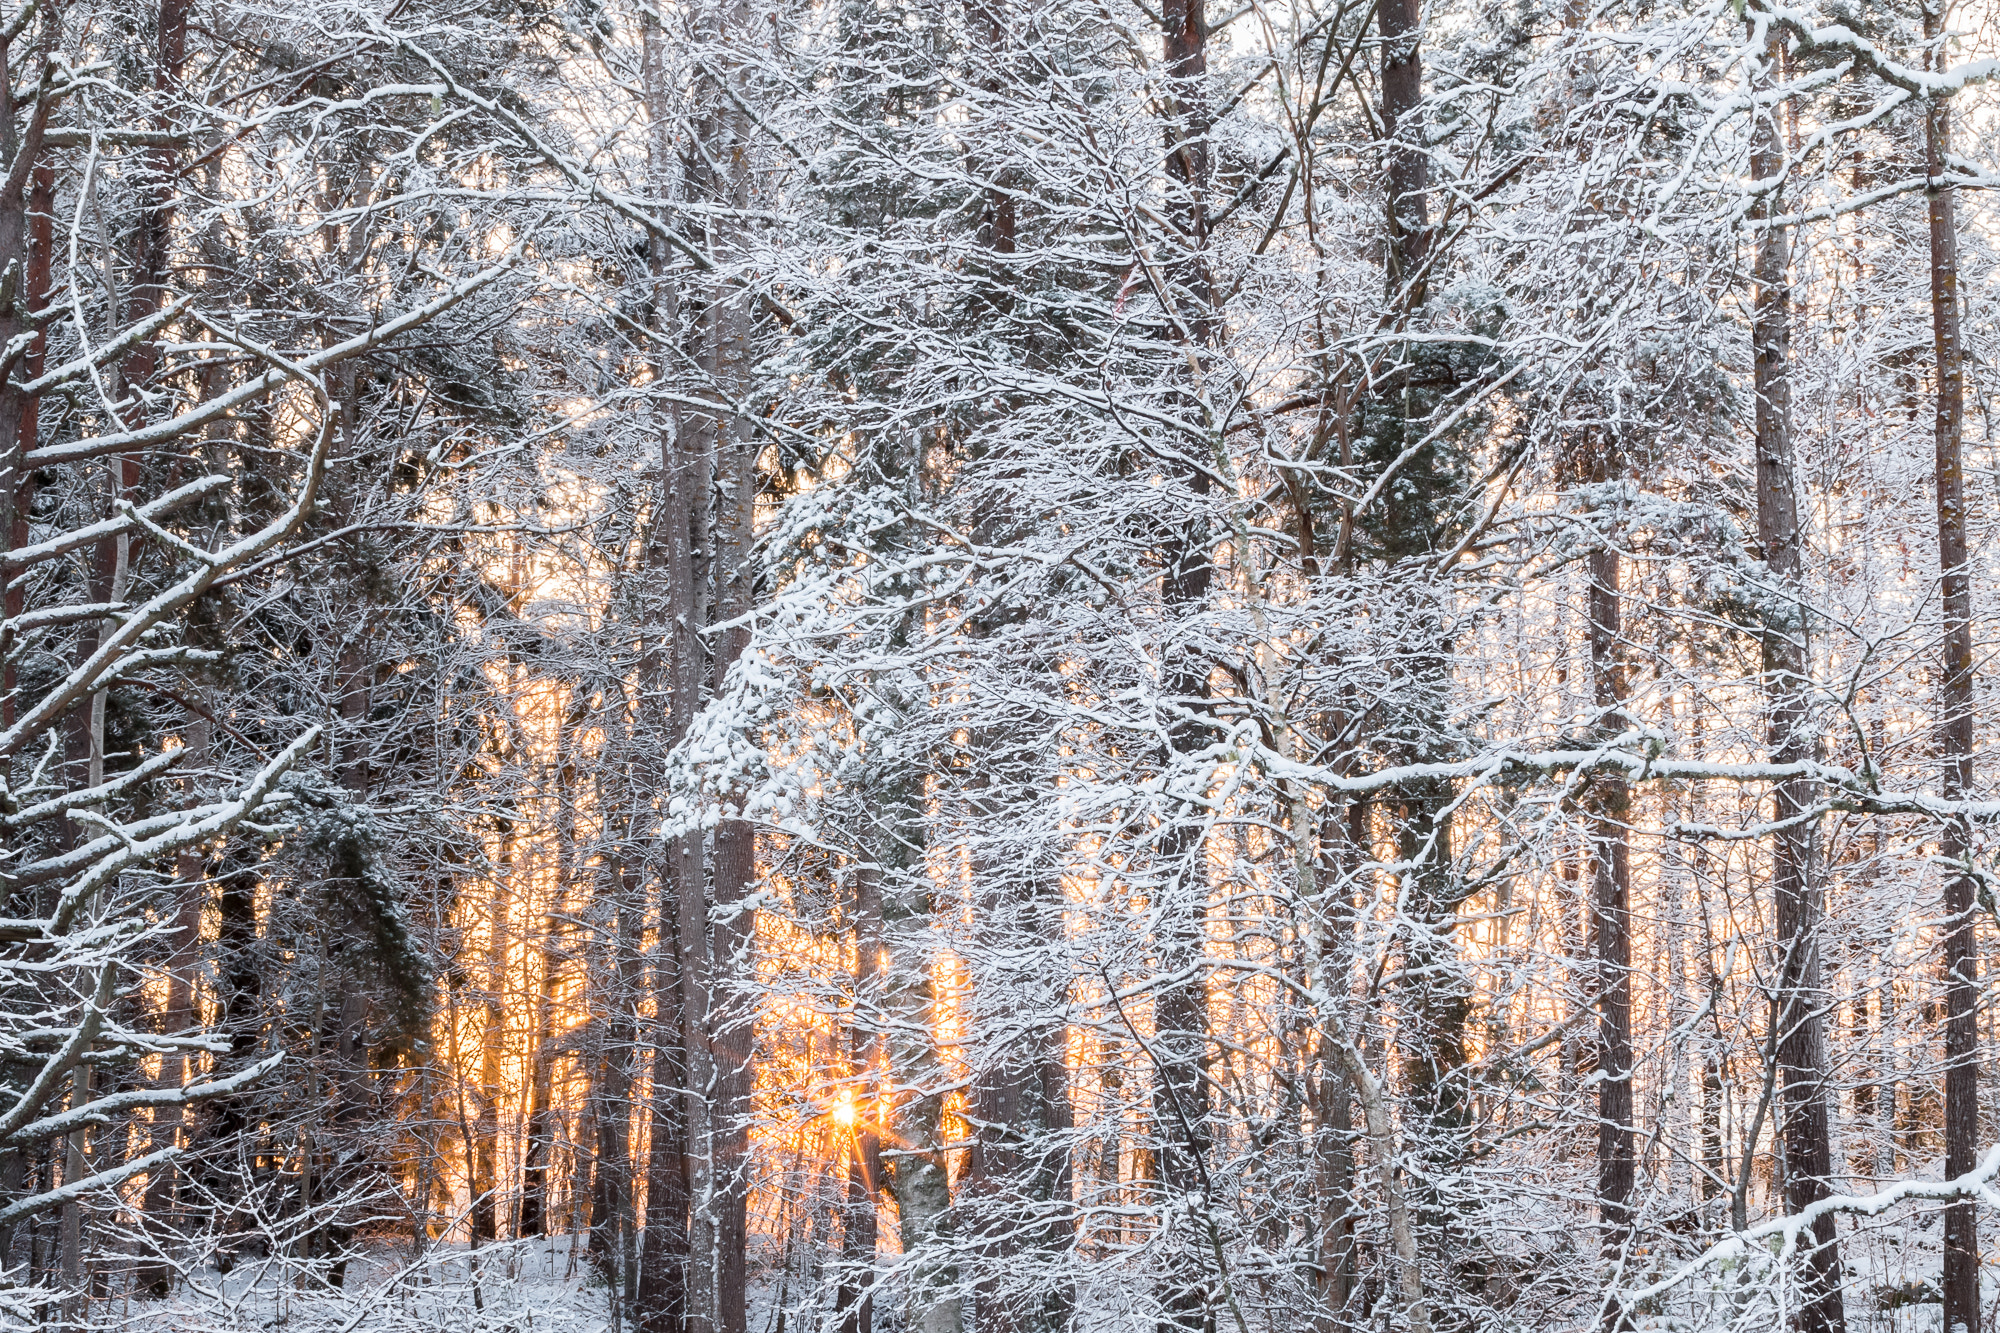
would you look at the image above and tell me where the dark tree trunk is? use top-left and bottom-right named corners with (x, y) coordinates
top-left (636, 923), bottom-right (690, 1333)
top-left (1751, 42), bottom-right (1844, 1333)
top-left (1377, 0), bottom-right (1427, 299)
top-left (1924, 12), bottom-right (1978, 1331)
top-left (1154, 3), bottom-right (1217, 1327)
top-left (707, 805), bottom-right (755, 1333)
top-left (519, 921), bottom-right (564, 1239)
top-left (0, 117), bottom-right (52, 742)
top-left (1588, 545), bottom-right (1635, 1263)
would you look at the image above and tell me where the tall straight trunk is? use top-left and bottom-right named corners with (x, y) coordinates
top-left (573, 1068), bottom-right (601, 1244)
top-left (1749, 48), bottom-right (1845, 1333)
top-left (1315, 1082), bottom-right (1354, 1328)
top-left (1588, 544), bottom-right (1635, 1261)
top-left (1154, 2), bottom-right (1218, 1327)
top-left (705, 812), bottom-right (753, 1333)
top-left (671, 478), bottom-right (717, 1333)
top-left (1312, 805), bottom-right (1357, 1333)
top-left (1373, 0), bottom-right (1464, 1304)
top-left (592, 865), bottom-right (647, 1324)
top-left (59, 1057), bottom-right (90, 1322)
top-left (1377, 0), bottom-right (1427, 299)
top-left (1162, 0), bottom-right (1211, 318)
top-left (676, 11), bottom-right (758, 1325)
top-left (703, 187), bottom-right (758, 1333)
top-left (117, 0), bottom-right (187, 408)
top-left (470, 876), bottom-right (509, 1246)
top-left (633, 19), bottom-right (696, 1326)
top-left (954, 5), bottom-right (1072, 1323)
top-left (636, 926), bottom-right (690, 1333)
top-left (193, 864), bottom-right (263, 1227)
top-left (1924, 11), bottom-right (1978, 1330)
top-left (0, 111), bottom-right (53, 744)
top-left (1557, 0), bottom-right (1634, 1270)
top-left (519, 918), bottom-right (563, 1239)
top-left (589, 1030), bottom-right (632, 1298)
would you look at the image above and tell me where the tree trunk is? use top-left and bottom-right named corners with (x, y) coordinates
top-left (1751, 43), bottom-right (1844, 1333)
top-left (636, 922), bottom-right (690, 1333)
top-left (471, 878), bottom-right (509, 1247)
top-left (0, 72), bottom-right (53, 743)
top-left (519, 919), bottom-right (563, 1239)
top-left (841, 846), bottom-right (888, 1333)
top-left (1924, 10), bottom-right (1978, 1330)
top-left (1588, 543), bottom-right (1635, 1263)
top-left (633, 17), bottom-right (696, 1323)
top-left (962, 834), bottom-right (1074, 1333)
top-left (591, 877), bottom-right (645, 1321)
top-left (1154, 2), bottom-right (1218, 1326)
top-left (678, 13), bottom-right (758, 1324)
top-left (1378, 0), bottom-right (1427, 299)
top-left (1314, 1064), bottom-right (1355, 1330)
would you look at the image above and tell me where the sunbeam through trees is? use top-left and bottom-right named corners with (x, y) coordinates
top-left (0, 0), bottom-right (1997, 1329)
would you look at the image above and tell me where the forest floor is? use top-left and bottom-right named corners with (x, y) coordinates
top-left (94, 1214), bottom-right (1993, 1333)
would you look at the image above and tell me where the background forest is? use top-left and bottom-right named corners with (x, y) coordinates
top-left (0, 0), bottom-right (1996, 1327)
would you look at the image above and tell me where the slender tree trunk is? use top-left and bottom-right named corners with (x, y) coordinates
top-left (703, 236), bottom-right (758, 1333)
top-left (1750, 44), bottom-right (1844, 1333)
top-left (194, 864), bottom-right (263, 1240)
top-left (962, 829), bottom-right (1074, 1333)
top-left (471, 878), bottom-right (509, 1247)
top-left (519, 919), bottom-right (562, 1239)
top-left (1378, 0), bottom-right (1427, 299)
top-left (1153, 2), bottom-right (1219, 1326)
top-left (1924, 10), bottom-right (1978, 1330)
top-left (675, 13), bottom-right (758, 1325)
top-left (636, 922), bottom-right (690, 1333)
top-left (632, 19), bottom-right (696, 1323)
top-left (592, 873), bottom-right (646, 1325)
top-left (59, 1060), bottom-right (89, 1327)
top-left (0, 92), bottom-right (53, 745)
top-left (1588, 543), bottom-right (1635, 1268)
top-left (1374, 0), bottom-right (1472, 1289)
top-left (841, 848), bottom-right (888, 1333)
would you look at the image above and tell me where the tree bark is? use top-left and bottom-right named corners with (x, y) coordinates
top-left (1924, 9), bottom-right (1978, 1330)
top-left (1588, 544), bottom-right (1635, 1265)
top-left (1154, 2), bottom-right (1219, 1326)
top-left (837, 877), bottom-right (881, 1333)
top-left (519, 915), bottom-right (564, 1239)
top-left (636, 919), bottom-right (691, 1333)
top-left (678, 13), bottom-right (758, 1324)
top-left (1377, 0), bottom-right (1427, 300)
top-left (1750, 42), bottom-right (1844, 1333)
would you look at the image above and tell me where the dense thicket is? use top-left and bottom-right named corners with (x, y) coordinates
top-left (0, 0), bottom-right (1995, 1329)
